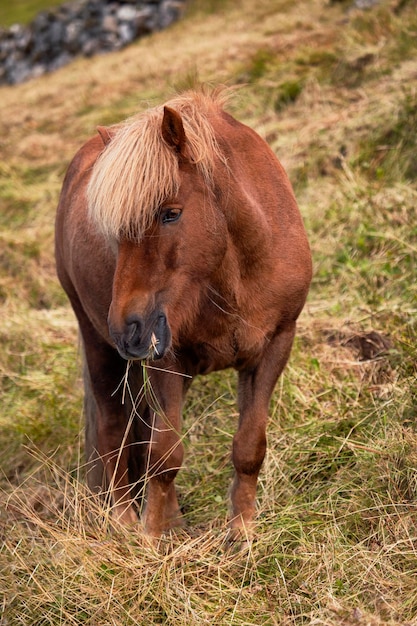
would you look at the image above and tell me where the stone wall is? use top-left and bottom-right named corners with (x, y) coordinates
top-left (0, 0), bottom-right (186, 85)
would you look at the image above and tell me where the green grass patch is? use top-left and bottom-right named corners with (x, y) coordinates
top-left (0, 0), bottom-right (65, 27)
top-left (355, 90), bottom-right (417, 183)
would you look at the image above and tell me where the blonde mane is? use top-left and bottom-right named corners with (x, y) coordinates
top-left (87, 89), bottom-right (228, 241)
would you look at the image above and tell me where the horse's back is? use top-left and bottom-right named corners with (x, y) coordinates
top-left (214, 109), bottom-right (312, 321)
top-left (55, 134), bottom-right (115, 339)
top-left (55, 134), bottom-right (103, 247)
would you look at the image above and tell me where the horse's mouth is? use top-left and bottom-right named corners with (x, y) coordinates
top-left (115, 343), bottom-right (165, 362)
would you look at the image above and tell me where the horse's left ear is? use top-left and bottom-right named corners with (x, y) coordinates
top-left (96, 126), bottom-right (114, 146)
top-left (161, 106), bottom-right (187, 157)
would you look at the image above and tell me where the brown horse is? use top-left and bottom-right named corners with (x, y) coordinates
top-left (55, 88), bottom-right (312, 539)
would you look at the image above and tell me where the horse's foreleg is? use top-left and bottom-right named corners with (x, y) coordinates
top-left (142, 412), bottom-right (184, 536)
top-left (81, 329), bottom-right (140, 526)
top-left (142, 372), bottom-right (185, 537)
top-left (94, 407), bottom-right (139, 525)
top-left (231, 323), bottom-right (297, 540)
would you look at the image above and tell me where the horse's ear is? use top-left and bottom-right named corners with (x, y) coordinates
top-left (161, 106), bottom-right (187, 157)
top-left (96, 126), bottom-right (114, 146)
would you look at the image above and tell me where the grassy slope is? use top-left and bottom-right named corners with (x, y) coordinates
top-left (1, 0), bottom-right (417, 623)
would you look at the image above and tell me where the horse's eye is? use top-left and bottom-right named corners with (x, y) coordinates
top-left (161, 207), bottom-right (182, 224)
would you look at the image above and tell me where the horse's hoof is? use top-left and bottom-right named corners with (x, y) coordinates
top-left (113, 504), bottom-right (139, 527)
top-left (225, 526), bottom-right (253, 553)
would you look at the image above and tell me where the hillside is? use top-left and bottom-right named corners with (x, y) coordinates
top-left (1, 0), bottom-right (416, 624)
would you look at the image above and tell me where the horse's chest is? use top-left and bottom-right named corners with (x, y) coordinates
top-left (180, 320), bottom-right (266, 375)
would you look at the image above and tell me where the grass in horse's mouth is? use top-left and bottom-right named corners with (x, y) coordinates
top-left (149, 332), bottom-right (160, 358)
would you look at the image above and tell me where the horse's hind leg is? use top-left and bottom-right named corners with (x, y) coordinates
top-left (231, 322), bottom-right (297, 540)
top-left (84, 367), bottom-right (104, 494)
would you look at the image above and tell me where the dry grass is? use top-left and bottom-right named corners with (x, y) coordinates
top-left (1, 0), bottom-right (417, 623)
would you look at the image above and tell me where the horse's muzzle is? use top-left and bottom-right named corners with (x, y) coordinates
top-left (109, 311), bottom-right (171, 361)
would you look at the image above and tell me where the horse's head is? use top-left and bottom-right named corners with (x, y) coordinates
top-left (101, 106), bottom-right (228, 361)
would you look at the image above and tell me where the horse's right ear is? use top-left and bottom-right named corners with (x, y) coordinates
top-left (161, 106), bottom-right (187, 158)
top-left (96, 126), bottom-right (114, 146)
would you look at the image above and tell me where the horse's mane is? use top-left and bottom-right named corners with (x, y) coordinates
top-left (87, 88), bottom-right (229, 241)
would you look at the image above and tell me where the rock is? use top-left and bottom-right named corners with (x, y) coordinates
top-left (159, 0), bottom-right (185, 29)
top-left (0, 0), bottom-right (186, 85)
top-left (354, 0), bottom-right (380, 7)
top-left (117, 5), bottom-right (138, 21)
top-left (102, 14), bottom-right (119, 34)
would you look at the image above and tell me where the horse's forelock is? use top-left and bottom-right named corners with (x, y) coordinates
top-left (87, 90), bottom-right (227, 242)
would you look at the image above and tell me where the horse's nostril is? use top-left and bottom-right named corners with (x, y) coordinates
top-left (126, 320), bottom-right (139, 342)
top-left (125, 315), bottom-right (143, 340)
top-left (157, 313), bottom-right (167, 329)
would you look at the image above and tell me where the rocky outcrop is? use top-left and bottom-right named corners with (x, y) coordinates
top-left (0, 0), bottom-right (186, 85)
